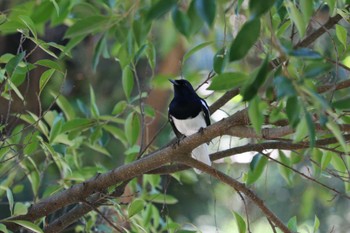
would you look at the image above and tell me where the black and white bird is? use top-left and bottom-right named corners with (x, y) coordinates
top-left (168, 79), bottom-right (211, 173)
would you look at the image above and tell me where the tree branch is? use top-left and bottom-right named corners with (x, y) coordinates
top-left (180, 157), bottom-right (292, 233)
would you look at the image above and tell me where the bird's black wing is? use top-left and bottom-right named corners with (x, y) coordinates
top-left (200, 98), bottom-right (211, 126)
top-left (168, 112), bottom-right (184, 138)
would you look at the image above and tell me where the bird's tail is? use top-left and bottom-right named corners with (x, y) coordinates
top-left (191, 144), bottom-right (211, 174)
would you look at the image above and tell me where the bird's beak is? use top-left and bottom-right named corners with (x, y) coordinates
top-left (169, 79), bottom-right (178, 85)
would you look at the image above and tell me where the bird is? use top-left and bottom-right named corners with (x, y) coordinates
top-left (168, 79), bottom-right (211, 173)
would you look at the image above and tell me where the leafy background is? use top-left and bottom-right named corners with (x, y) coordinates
top-left (0, 0), bottom-right (350, 232)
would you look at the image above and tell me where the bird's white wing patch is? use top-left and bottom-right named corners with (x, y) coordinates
top-left (172, 113), bottom-right (206, 136)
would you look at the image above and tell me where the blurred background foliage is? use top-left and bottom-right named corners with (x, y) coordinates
top-left (0, 0), bottom-right (350, 232)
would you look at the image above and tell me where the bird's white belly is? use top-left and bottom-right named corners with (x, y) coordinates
top-left (172, 112), bottom-right (206, 136)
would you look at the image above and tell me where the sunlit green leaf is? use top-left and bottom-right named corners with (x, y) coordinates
top-left (313, 215), bottom-right (320, 233)
top-left (233, 211), bottom-right (246, 233)
top-left (0, 223), bottom-right (9, 233)
top-left (208, 72), bottom-right (247, 91)
top-left (128, 199), bottom-right (145, 218)
top-left (213, 47), bottom-right (228, 74)
top-left (112, 101), bottom-right (127, 115)
top-left (145, 193), bottom-right (178, 204)
top-left (285, 2), bottom-right (306, 38)
top-left (39, 69), bottom-right (55, 95)
top-left (122, 66), bottom-right (134, 101)
top-left (248, 96), bottom-right (263, 135)
top-left (6, 188), bottom-right (14, 215)
top-left (125, 112), bottom-right (140, 145)
top-left (5, 220), bottom-right (43, 233)
top-left (335, 24), bottom-right (347, 48)
top-left (13, 202), bottom-right (28, 216)
top-left (333, 97), bottom-right (350, 110)
top-left (18, 15), bottom-right (37, 39)
top-left (182, 41), bottom-right (213, 64)
top-left (65, 15), bottom-right (109, 38)
top-left (89, 85), bottom-right (100, 117)
top-left (287, 216), bottom-right (298, 232)
top-left (278, 150), bottom-right (293, 186)
top-left (53, 93), bottom-right (76, 120)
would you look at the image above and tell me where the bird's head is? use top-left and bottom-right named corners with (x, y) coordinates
top-left (169, 79), bottom-right (196, 97)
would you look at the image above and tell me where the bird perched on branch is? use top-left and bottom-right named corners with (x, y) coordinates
top-left (168, 79), bottom-right (211, 173)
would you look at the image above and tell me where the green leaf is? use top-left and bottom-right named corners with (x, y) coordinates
top-left (182, 41), bottom-right (213, 64)
top-left (92, 33), bottom-right (109, 72)
top-left (146, 42), bottom-right (156, 71)
top-left (208, 72), bottom-right (248, 91)
top-left (326, 121), bottom-right (348, 153)
top-left (6, 188), bottom-right (14, 215)
top-left (125, 112), bottom-right (140, 145)
top-left (249, 0), bottom-right (276, 19)
top-left (325, 0), bottom-right (336, 15)
top-left (89, 85), bottom-right (100, 117)
top-left (0, 224), bottom-right (9, 233)
top-left (128, 199), bottom-right (145, 218)
top-left (285, 2), bottom-right (306, 38)
top-left (248, 96), bottom-right (264, 135)
top-left (246, 153), bottom-right (268, 185)
top-left (195, 0), bottom-right (216, 27)
top-left (49, 115), bottom-right (63, 143)
top-left (112, 101), bottom-right (127, 115)
top-left (5, 220), bottom-right (43, 233)
top-left (18, 15), bottom-right (37, 39)
top-left (53, 93), bottom-right (75, 120)
top-left (145, 193), bottom-right (178, 204)
top-left (39, 69), bottom-right (55, 95)
top-left (305, 111), bottom-right (315, 148)
top-left (336, 25), bottom-right (347, 49)
top-left (13, 202), bottom-right (28, 216)
top-left (321, 151), bottom-right (332, 170)
top-left (213, 47), bottom-right (228, 74)
top-left (242, 56), bottom-right (269, 101)
top-left (103, 125), bottom-right (128, 147)
top-left (313, 215), bottom-right (320, 233)
top-left (233, 211), bottom-right (246, 233)
top-left (5, 52), bottom-right (25, 77)
top-left (133, 19), bottom-right (151, 46)
top-left (122, 66), bottom-right (134, 101)
top-left (35, 59), bottom-right (64, 72)
top-left (332, 97), bottom-right (350, 110)
top-left (286, 96), bottom-right (300, 128)
top-left (288, 48), bottom-right (322, 60)
top-left (172, 7), bottom-right (190, 36)
top-left (229, 19), bottom-right (260, 61)
top-left (61, 118), bottom-right (96, 133)
top-left (287, 216), bottom-right (298, 232)
top-left (273, 76), bottom-right (296, 99)
top-left (65, 15), bottom-right (109, 38)
top-left (146, 0), bottom-right (178, 21)
top-left (300, 0), bottom-right (313, 25)
top-left (278, 150), bottom-right (293, 186)
top-left (6, 78), bottom-right (24, 101)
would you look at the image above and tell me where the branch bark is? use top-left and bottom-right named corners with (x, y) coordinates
top-left (180, 157), bottom-right (292, 233)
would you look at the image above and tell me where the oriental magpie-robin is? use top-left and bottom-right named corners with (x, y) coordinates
top-left (168, 79), bottom-right (211, 173)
